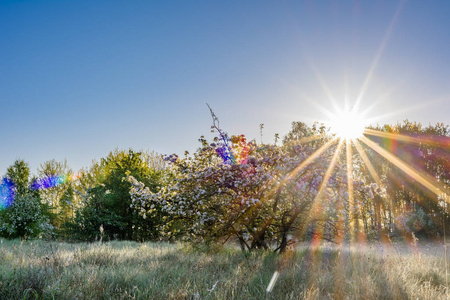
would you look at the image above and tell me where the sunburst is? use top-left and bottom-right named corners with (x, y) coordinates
top-left (328, 108), bottom-right (367, 141)
top-left (265, 0), bottom-right (450, 292)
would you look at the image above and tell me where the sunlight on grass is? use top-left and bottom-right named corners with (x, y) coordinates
top-left (0, 240), bottom-right (449, 299)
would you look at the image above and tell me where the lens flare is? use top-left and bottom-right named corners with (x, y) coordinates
top-left (0, 178), bottom-right (15, 210)
top-left (216, 135), bottom-right (251, 165)
top-left (31, 173), bottom-right (80, 190)
top-left (329, 109), bottom-right (367, 140)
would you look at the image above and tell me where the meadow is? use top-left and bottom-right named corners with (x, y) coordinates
top-left (0, 239), bottom-right (449, 299)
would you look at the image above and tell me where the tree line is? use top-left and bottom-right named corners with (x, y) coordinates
top-left (0, 119), bottom-right (449, 252)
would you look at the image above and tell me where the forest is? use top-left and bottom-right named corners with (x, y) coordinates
top-left (1, 117), bottom-right (449, 254)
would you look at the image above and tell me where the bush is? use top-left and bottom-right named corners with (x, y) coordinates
top-left (0, 194), bottom-right (53, 239)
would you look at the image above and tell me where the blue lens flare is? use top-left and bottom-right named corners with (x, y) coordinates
top-left (0, 178), bottom-right (15, 209)
top-left (30, 173), bottom-right (80, 190)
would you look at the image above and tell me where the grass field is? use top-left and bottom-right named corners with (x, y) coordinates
top-left (0, 239), bottom-right (449, 299)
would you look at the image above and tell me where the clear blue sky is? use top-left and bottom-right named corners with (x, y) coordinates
top-left (1, 0), bottom-right (449, 174)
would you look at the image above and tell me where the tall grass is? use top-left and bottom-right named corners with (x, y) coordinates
top-left (0, 239), bottom-right (448, 299)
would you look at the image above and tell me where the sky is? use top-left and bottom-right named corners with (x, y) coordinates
top-left (1, 0), bottom-right (450, 175)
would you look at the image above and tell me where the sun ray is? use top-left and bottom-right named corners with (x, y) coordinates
top-left (251, 136), bottom-right (338, 208)
top-left (311, 140), bottom-right (345, 246)
top-left (332, 140), bottom-right (351, 244)
top-left (283, 134), bottom-right (328, 148)
top-left (309, 61), bottom-right (341, 113)
top-left (310, 100), bottom-right (340, 123)
top-left (343, 71), bottom-right (350, 109)
top-left (359, 135), bottom-right (449, 202)
top-left (218, 136), bottom-right (338, 241)
top-left (353, 139), bottom-right (383, 186)
top-left (364, 99), bottom-right (444, 126)
top-left (283, 137), bottom-right (338, 182)
top-left (295, 139), bottom-right (345, 246)
top-left (246, 137), bottom-right (338, 222)
top-left (360, 82), bottom-right (403, 117)
top-left (345, 140), bottom-right (366, 244)
top-left (345, 140), bottom-right (357, 242)
top-left (355, 0), bottom-right (405, 109)
top-left (364, 128), bottom-right (450, 149)
top-left (353, 139), bottom-right (397, 240)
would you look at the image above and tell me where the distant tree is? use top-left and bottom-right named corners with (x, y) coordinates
top-left (37, 159), bottom-right (72, 205)
top-left (36, 159), bottom-right (76, 230)
top-left (283, 121), bottom-right (310, 145)
top-left (363, 120), bottom-right (450, 239)
top-left (6, 160), bottom-right (30, 198)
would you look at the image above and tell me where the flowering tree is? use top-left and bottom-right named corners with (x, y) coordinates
top-left (128, 107), bottom-right (381, 251)
top-left (0, 194), bottom-right (53, 239)
top-left (129, 107), bottom-right (450, 248)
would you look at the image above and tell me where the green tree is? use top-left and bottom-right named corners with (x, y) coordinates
top-left (69, 149), bottom-right (163, 241)
top-left (283, 121), bottom-right (310, 145)
top-left (6, 160), bottom-right (30, 198)
top-left (36, 159), bottom-right (76, 230)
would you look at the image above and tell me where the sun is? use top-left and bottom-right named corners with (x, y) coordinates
top-left (329, 108), bottom-right (367, 140)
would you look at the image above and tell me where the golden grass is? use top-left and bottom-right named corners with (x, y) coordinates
top-left (0, 239), bottom-right (448, 299)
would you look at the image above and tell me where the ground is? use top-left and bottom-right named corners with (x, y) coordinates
top-left (0, 239), bottom-right (449, 299)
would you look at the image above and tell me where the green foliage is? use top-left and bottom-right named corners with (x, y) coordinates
top-left (67, 149), bottom-right (163, 241)
top-left (6, 160), bottom-right (30, 198)
top-left (36, 159), bottom-right (77, 233)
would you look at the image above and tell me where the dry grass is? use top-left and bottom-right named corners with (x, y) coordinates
top-left (0, 239), bottom-right (449, 299)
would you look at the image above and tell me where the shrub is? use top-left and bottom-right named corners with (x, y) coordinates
top-left (0, 194), bottom-right (53, 239)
